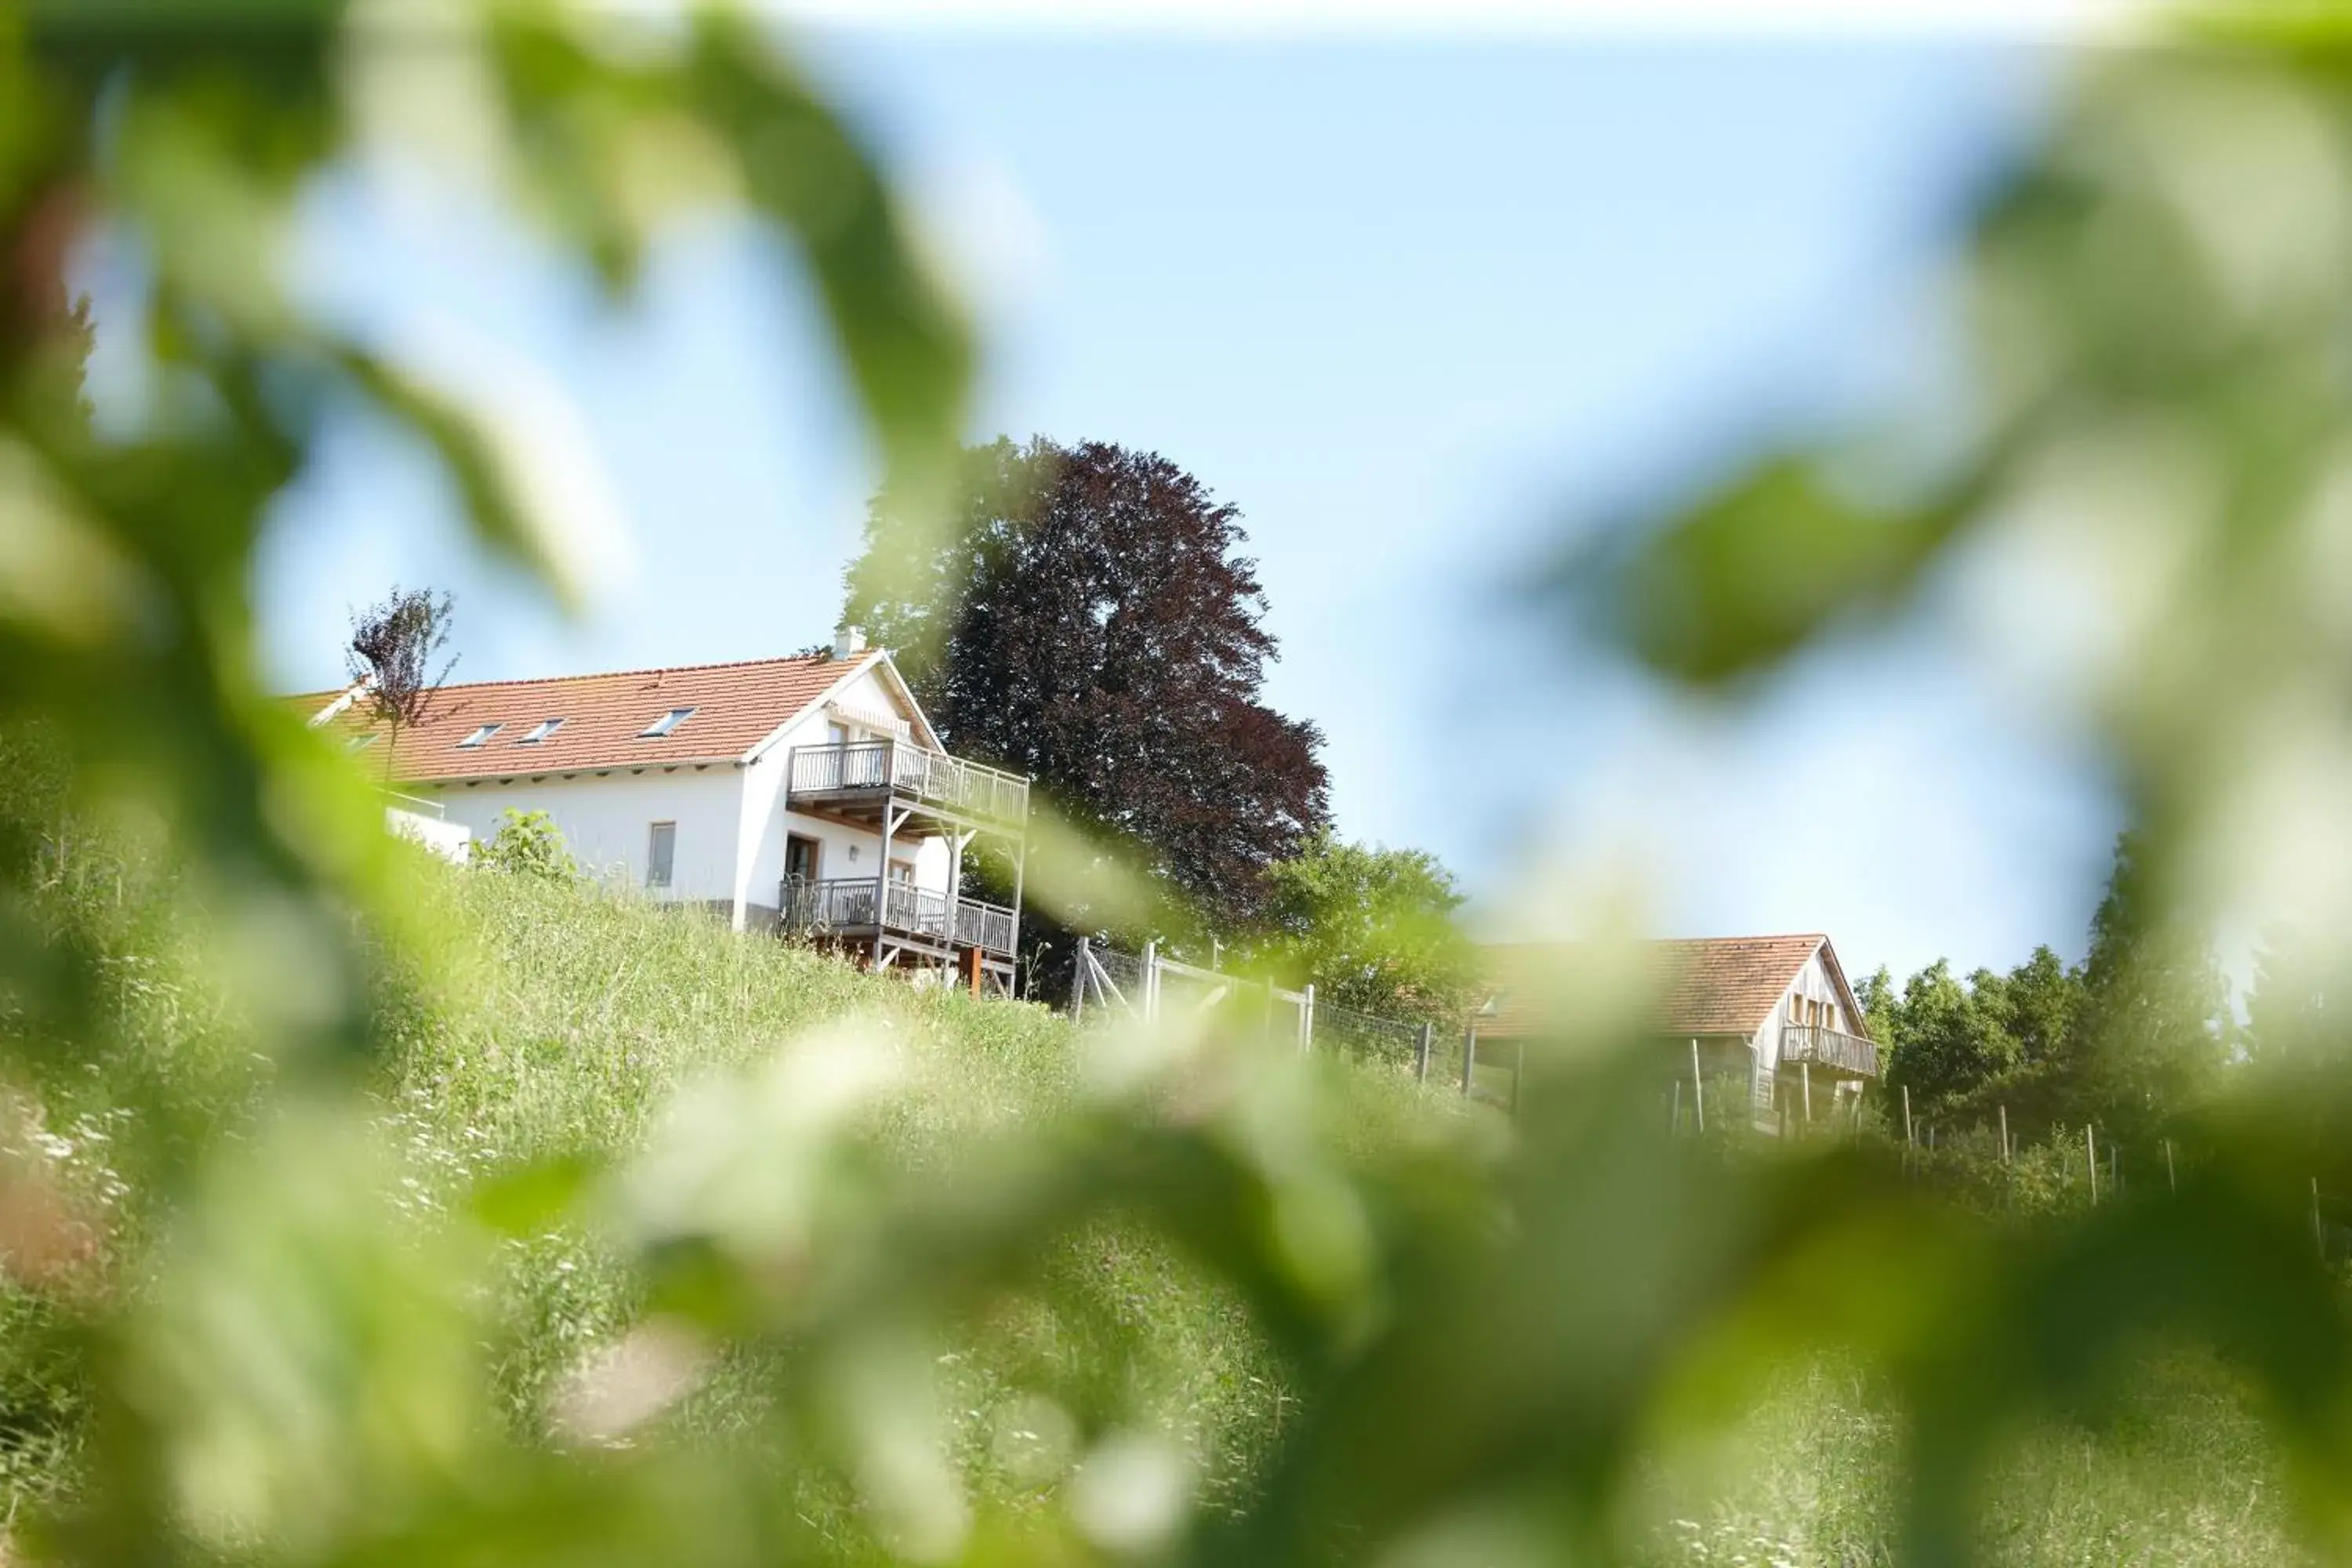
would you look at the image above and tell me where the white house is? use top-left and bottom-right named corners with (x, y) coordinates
top-left (306, 629), bottom-right (1030, 993)
top-left (1476, 934), bottom-right (1878, 1127)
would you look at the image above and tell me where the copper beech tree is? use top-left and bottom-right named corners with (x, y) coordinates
top-left (846, 437), bottom-right (1330, 974)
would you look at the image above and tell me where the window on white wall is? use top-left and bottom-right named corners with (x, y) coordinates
top-left (647, 822), bottom-right (676, 888)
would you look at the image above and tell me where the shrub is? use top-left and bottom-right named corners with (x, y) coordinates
top-left (474, 810), bottom-right (576, 882)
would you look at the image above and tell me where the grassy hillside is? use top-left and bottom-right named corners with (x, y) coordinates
top-left (0, 782), bottom-right (2310, 1562)
top-left (0, 801), bottom-right (1359, 1541)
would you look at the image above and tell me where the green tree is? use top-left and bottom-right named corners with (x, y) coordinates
top-left (1883, 960), bottom-right (2015, 1109)
top-left (2245, 923), bottom-right (2348, 1074)
top-left (474, 810), bottom-right (575, 882)
top-left (2073, 832), bottom-right (2231, 1139)
top-left (1856, 964), bottom-right (1899, 1055)
top-left (1996, 945), bottom-right (2082, 1070)
top-left (1239, 835), bottom-right (1477, 1027)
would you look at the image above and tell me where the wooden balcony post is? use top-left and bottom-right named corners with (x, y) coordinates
top-left (875, 802), bottom-right (895, 971)
top-left (1691, 1038), bottom-right (1704, 1134)
top-left (1008, 830), bottom-right (1026, 995)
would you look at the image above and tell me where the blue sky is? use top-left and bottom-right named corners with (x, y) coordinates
top-left (230, 30), bottom-right (2118, 981)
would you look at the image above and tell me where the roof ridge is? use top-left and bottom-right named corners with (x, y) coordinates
top-left (290, 650), bottom-right (850, 704)
top-left (1656, 932), bottom-right (1826, 945)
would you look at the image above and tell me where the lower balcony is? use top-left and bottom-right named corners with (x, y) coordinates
top-left (779, 875), bottom-right (1017, 959)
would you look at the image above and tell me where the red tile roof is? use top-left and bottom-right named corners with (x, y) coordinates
top-left (296, 653), bottom-right (870, 782)
top-left (1478, 934), bottom-right (1848, 1040)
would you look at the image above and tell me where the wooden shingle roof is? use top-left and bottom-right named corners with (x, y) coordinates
top-left (1479, 934), bottom-right (1845, 1041)
top-left (297, 652), bottom-right (875, 783)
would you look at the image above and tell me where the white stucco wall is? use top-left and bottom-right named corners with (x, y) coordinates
top-left (739, 664), bottom-right (956, 923)
top-left (419, 768), bottom-right (747, 909)
top-left (387, 804), bottom-right (471, 863)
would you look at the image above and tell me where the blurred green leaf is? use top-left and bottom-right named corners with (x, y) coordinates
top-left (1557, 452), bottom-right (1980, 688)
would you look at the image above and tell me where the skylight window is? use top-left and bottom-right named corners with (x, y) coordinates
top-left (517, 717), bottom-right (564, 744)
top-left (347, 733), bottom-right (379, 754)
top-left (640, 706), bottom-right (696, 739)
top-left (456, 724), bottom-right (502, 749)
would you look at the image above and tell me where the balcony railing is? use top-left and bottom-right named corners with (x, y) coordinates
top-left (1779, 1023), bottom-right (1880, 1078)
top-left (786, 740), bottom-right (1029, 826)
top-left (779, 876), bottom-right (1018, 958)
top-left (952, 895), bottom-right (1018, 957)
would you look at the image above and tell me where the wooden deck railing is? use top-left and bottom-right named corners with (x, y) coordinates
top-left (1779, 1023), bottom-right (1881, 1078)
top-left (779, 876), bottom-right (1017, 957)
top-left (786, 740), bottom-right (1029, 825)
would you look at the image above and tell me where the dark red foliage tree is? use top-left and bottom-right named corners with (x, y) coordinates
top-left (844, 437), bottom-right (1330, 982)
top-left (347, 587), bottom-right (458, 782)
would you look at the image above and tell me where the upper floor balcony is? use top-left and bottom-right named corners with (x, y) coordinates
top-left (786, 740), bottom-right (1029, 831)
top-left (1779, 1023), bottom-right (1880, 1079)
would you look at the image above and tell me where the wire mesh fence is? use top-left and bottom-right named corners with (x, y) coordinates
top-left (1314, 1000), bottom-right (1424, 1075)
top-left (1089, 943), bottom-right (1145, 1011)
top-left (1070, 940), bottom-right (1443, 1065)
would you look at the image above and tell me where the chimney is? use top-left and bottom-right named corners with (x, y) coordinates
top-left (833, 623), bottom-right (867, 660)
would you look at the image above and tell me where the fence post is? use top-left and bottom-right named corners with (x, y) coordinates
top-left (2086, 1125), bottom-right (2099, 1204)
top-left (1142, 940), bottom-right (1159, 1025)
top-left (1901, 1084), bottom-right (1914, 1173)
top-left (2165, 1138), bottom-right (2176, 1194)
top-left (1461, 1026), bottom-right (1478, 1098)
top-left (1071, 937), bottom-right (1090, 1022)
top-left (1671, 1077), bottom-right (1682, 1137)
top-left (1414, 1022), bottom-right (1433, 1083)
top-left (1512, 1040), bottom-right (1525, 1116)
top-left (1690, 1038), bottom-right (1704, 1135)
top-left (1301, 982), bottom-right (1316, 1054)
top-left (1800, 1061), bottom-right (1812, 1131)
top-left (1999, 1103), bottom-right (2010, 1165)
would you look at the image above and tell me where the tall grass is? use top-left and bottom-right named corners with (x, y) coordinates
top-left (0, 799), bottom-right (1320, 1530)
top-left (1632, 1352), bottom-right (2303, 1566)
top-left (0, 780), bottom-right (2310, 1559)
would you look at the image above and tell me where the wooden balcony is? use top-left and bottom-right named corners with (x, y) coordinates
top-left (786, 741), bottom-right (1028, 830)
top-left (780, 875), bottom-right (1017, 959)
top-left (1779, 1023), bottom-right (1880, 1079)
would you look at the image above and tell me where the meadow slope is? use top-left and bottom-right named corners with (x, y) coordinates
top-left (0, 803), bottom-right (2310, 1563)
